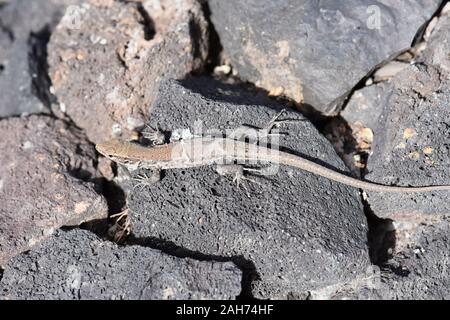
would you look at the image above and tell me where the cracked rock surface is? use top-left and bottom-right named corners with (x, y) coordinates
top-left (331, 10), bottom-right (450, 300)
top-left (381, 220), bottom-right (450, 299)
top-left (332, 219), bottom-right (450, 300)
top-left (1, 0), bottom-right (449, 301)
top-left (0, 229), bottom-right (242, 300)
top-left (128, 77), bottom-right (370, 299)
top-left (361, 13), bottom-right (450, 219)
top-left (208, 0), bottom-right (441, 114)
top-left (0, 115), bottom-right (108, 267)
top-left (341, 82), bottom-right (391, 131)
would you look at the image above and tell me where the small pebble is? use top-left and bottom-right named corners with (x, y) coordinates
top-left (403, 128), bottom-right (416, 139)
top-left (423, 147), bottom-right (434, 155)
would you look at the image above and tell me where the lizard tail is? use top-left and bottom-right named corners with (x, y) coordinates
top-left (275, 151), bottom-right (450, 193)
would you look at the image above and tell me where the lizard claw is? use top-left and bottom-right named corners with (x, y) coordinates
top-left (216, 164), bottom-right (263, 197)
top-left (132, 170), bottom-right (161, 191)
top-left (141, 125), bottom-right (166, 145)
top-left (228, 109), bottom-right (302, 145)
top-left (108, 209), bottom-right (131, 243)
top-left (264, 108), bottom-right (304, 133)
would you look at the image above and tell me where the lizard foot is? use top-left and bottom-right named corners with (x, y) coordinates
top-left (228, 109), bottom-right (302, 144)
top-left (216, 164), bottom-right (262, 197)
top-left (141, 125), bottom-right (166, 145)
top-left (229, 125), bottom-right (286, 144)
top-left (108, 209), bottom-right (131, 243)
top-left (132, 169), bottom-right (161, 191)
top-left (264, 108), bottom-right (304, 133)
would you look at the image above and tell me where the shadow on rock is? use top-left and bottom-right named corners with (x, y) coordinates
top-left (126, 234), bottom-right (259, 300)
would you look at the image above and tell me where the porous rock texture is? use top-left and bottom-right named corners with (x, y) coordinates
top-left (332, 12), bottom-right (450, 300)
top-left (331, 219), bottom-right (450, 300)
top-left (48, 0), bottom-right (209, 143)
top-left (341, 81), bottom-right (391, 131)
top-left (382, 220), bottom-right (450, 299)
top-left (421, 11), bottom-right (450, 72)
top-left (363, 13), bottom-right (450, 220)
top-left (208, 0), bottom-right (441, 114)
top-left (128, 77), bottom-right (371, 299)
top-left (0, 229), bottom-right (242, 300)
top-left (0, 115), bottom-right (108, 267)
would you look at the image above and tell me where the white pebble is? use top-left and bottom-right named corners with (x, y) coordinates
top-left (22, 141), bottom-right (33, 150)
top-left (60, 103), bottom-right (66, 113)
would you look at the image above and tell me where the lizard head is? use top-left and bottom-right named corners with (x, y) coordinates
top-left (96, 139), bottom-right (149, 171)
top-left (95, 139), bottom-right (125, 159)
top-left (96, 138), bottom-right (175, 170)
top-left (95, 139), bottom-right (141, 167)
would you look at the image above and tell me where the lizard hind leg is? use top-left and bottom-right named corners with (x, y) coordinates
top-left (264, 108), bottom-right (305, 133)
top-left (266, 108), bottom-right (288, 132)
top-left (229, 109), bottom-right (301, 144)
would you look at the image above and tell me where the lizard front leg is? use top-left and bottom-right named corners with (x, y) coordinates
top-left (132, 169), bottom-right (162, 191)
top-left (261, 108), bottom-right (306, 137)
top-left (140, 125), bottom-right (166, 145)
top-left (215, 164), bottom-right (262, 197)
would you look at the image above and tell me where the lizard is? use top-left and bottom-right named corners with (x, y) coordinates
top-left (95, 135), bottom-right (450, 193)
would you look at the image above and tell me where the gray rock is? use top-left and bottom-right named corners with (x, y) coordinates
top-left (332, 220), bottom-right (450, 299)
top-left (341, 81), bottom-right (392, 130)
top-left (0, 0), bottom-right (77, 118)
top-left (365, 64), bottom-right (450, 219)
top-left (208, 0), bottom-right (441, 114)
top-left (128, 77), bottom-right (370, 299)
top-left (421, 13), bottom-right (450, 72)
top-left (373, 61), bottom-right (410, 82)
top-left (0, 229), bottom-right (242, 300)
top-left (331, 14), bottom-right (450, 299)
top-left (0, 115), bottom-right (108, 267)
top-left (342, 13), bottom-right (450, 131)
top-left (48, 0), bottom-right (209, 143)
top-left (382, 220), bottom-right (450, 299)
